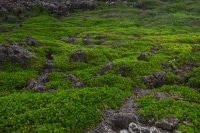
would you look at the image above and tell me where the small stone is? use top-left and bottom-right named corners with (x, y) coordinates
top-left (137, 53), bottom-right (148, 61)
top-left (96, 61), bottom-right (114, 76)
top-left (154, 92), bottom-right (168, 100)
top-left (26, 36), bottom-right (40, 47)
top-left (69, 50), bottom-right (87, 62)
top-left (64, 74), bottom-right (85, 88)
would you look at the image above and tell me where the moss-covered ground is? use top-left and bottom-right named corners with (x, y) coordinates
top-left (0, 0), bottom-right (200, 132)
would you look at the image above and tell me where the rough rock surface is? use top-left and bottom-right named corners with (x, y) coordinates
top-left (96, 61), bottom-right (114, 76)
top-left (69, 50), bottom-right (87, 62)
top-left (85, 97), bottom-right (173, 133)
top-left (0, 0), bottom-right (97, 19)
top-left (64, 74), bottom-right (85, 88)
top-left (83, 34), bottom-right (93, 45)
top-left (62, 34), bottom-right (78, 44)
top-left (0, 44), bottom-right (34, 67)
top-left (133, 86), bottom-right (152, 97)
top-left (137, 52), bottom-right (148, 61)
top-left (26, 36), bottom-right (40, 47)
top-left (154, 92), bottom-right (169, 100)
top-left (26, 54), bottom-right (58, 92)
top-left (142, 72), bottom-right (166, 89)
top-left (26, 73), bottom-right (49, 92)
top-left (155, 117), bottom-right (180, 131)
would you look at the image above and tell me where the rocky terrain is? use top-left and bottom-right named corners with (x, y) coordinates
top-left (0, 0), bottom-right (200, 133)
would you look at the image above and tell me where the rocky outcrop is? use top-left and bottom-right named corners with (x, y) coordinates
top-left (69, 50), bottom-right (87, 62)
top-left (83, 34), bottom-right (93, 45)
top-left (96, 61), bottom-right (114, 76)
top-left (142, 72), bottom-right (166, 89)
top-left (0, 43), bottom-right (34, 67)
top-left (137, 52), bottom-right (148, 61)
top-left (26, 53), bottom-right (59, 92)
top-left (26, 36), bottom-right (40, 47)
top-left (26, 73), bottom-right (49, 92)
top-left (0, 0), bottom-right (97, 19)
top-left (85, 96), bottom-right (179, 133)
top-left (64, 74), bottom-right (85, 88)
top-left (155, 117), bottom-right (180, 132)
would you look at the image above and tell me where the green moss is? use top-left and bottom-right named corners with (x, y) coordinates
top-left (0, 87), bottom-right (130, 133)
top-left (137, 97), bottom-right (200, 132)
top-left (186, 67), bottom-right (200, 88)
top-left (155, 85), bottom-right (200, 103)
top-left (1, 0), bottom-right (200, 132)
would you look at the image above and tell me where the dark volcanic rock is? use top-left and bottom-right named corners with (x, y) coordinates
top-left (96, 61), bottom-right (114, 76)
top-left (154, 92), bottom-right (169, 100)
top-left (155, 117), bottom-right (180, 131)
top-left (142, 72), bottom-right (166, 89)
top-left (137, 52), bottom-right (148, 61)
top-left (83, 34), bottom-right (93, 45)
top-left (133, 86), bottom-right (152, 97)
top-left (64, 74), bottom-right (85, 88)
top-left (69, 50), bottom-right (87, 62)
top-left (111, 113), bottom-right (138, 130)
top-left (0, 44), bottom-right (33, 67)
top-left (0, 0), bottom-right (97, 19)
top-left (62, 34), bottom-right (78, 44)
top-left (26, 36), bottom-right (40, 47)
top-left (26, 73), bottom-right (49, 92)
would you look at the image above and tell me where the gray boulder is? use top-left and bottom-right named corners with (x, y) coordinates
top-left (26, 73), bottom-right (49, 92)
top-left (26, 36), bottom-right (40, 47)
top-left (0, 44), bottom-right (33, 67)
top-left (96, 61), bottom-right (114, 76)
top-left (155, 117), bottom-right (180, 131)
top-left (69, 50), bottom-right (87, 62)
top-left (64, 74), bottom-right (85, 88)
top-left (142, 72), bottom-right (166, 89)
top-left (137, 53), bottom-right (148, 61)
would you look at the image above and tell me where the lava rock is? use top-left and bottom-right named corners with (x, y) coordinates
top-left (137, 52), bottom-right (148, 61)
top-left (111, 113), bottom-right (138, 130)
top-left (0, 44), bottom-right (33, 67)
top-left (26, 36), bottom-right (40, 47)
top-left (133, 86), bottom-right (152, 97)
top-left (26, 73), bottom-right (49, 92)
top-left (96, 61), bottom-right (114, 76)
top-left (69, 50), bottom-right (87, 62)
top-left (149, 126), bottom-right (161, 133)
top-left (83, 34), bottom-right (93, 45)
top-left (155, 117), bottom-right (180, 131)
top-left (154, 92), bottom-right (169, 100)
top-left (65, 74), bottom-right (85, 88)
top-left (0, 0), bottom-right (97, 18)
top-left (142, 72), bottom-right (166, 89)
top-left (65, 34), bottom-right (78, 44)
